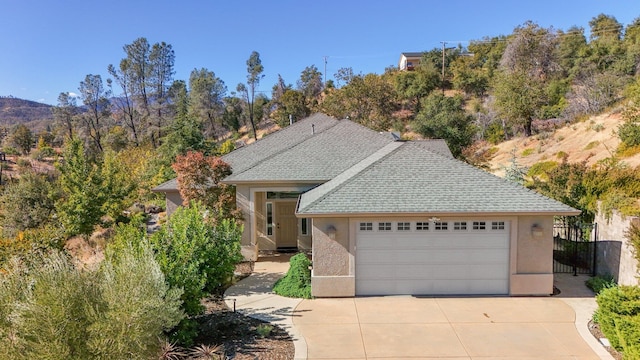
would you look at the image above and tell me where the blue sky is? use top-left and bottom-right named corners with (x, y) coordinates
top-left (1, 0), bottom-right (638, 105)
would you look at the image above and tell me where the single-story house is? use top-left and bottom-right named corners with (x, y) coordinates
top-left (153, 113), bottom-right (580, 297)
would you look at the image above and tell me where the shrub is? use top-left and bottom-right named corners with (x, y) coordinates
top-left (617, 143), bottom-right (640, 157)
top-left (521, 148), bottom-right (534, 157)
top-left (273, 253), bottom-right (312, 299)
top-left (584, 141), bottom-right (600, 150)
top-left (555, 151), bottom-right (568, 160)
top-left (595, 286), bottom-right (640, 354)
top-left (586, 275), bottom-right (616, 294)
top-left (527, 161), bottom-right (559, 179)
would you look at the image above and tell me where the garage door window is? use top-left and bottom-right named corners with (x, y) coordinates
top-left (397, 222), bottom-right (411, 231)
top-left (492, 221), bottom-right (505, 230)
top-left (378, 222), bottom-right (392, 231)
top-left (454, 221), bottom-right (467, 230)
top-left (434, 221), bottom-right (448, 230)
top-left (416, 222), bottom-right (429, 230)
top-left (473, 221), bottom-right (486, 230)
top-left (359, 222), bottom-right (373, 231)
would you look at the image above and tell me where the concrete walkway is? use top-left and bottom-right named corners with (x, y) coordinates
top-left (225, 256), bottom-right (612, 360)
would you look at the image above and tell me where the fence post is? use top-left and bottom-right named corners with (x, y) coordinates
top-left (572, 225), bottom-right (578, 276)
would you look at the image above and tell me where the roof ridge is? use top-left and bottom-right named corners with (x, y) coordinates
top-left (297, 141), bottom-right (404, 213)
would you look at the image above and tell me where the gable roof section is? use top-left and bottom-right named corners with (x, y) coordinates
top-left (221, 113), bottom-right (339, 175)
top-left (223, 118), bottom-right (394, 183)
top-left (297, 142), bottom-right (579, 216)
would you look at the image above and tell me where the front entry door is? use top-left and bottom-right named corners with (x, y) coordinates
top-left (275, 202), bottom-right (297, 248)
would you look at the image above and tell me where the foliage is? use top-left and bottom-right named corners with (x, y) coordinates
top-left (271, 89), bottom-right (309, 126)
top-left (150, 202), bottom-right (242, 343)
top-left (0, 172), bottom-right (59, 237)
top-left (0, 246), bottom-right (183, 360)
top-left (521, 148), bottom-right (534, 157)
top-left (627, 224), bottom-right (640, 270)
top-left (413, 93), bottom-right (476, 158)
top-left (172, 151), bottom-right (241, 221)
top-left (527, 161), bottom-right (559, 180)
top-left (595, 286), bottom-right (640, 355)
top-left (0, 224), bottom-right (65, 268)
top-left (9, 124), bottom-right (33, 155)
top-left (237, 51), bottom-right (265, 139)
top-left (586, 275), bottom-right (617, 294)
top-left (502, 150), bottom-right (527, 186)
top-left (394, 62), bottom-right (440, 111)
top-left (189, 68), bottom-right (227, 139)
top-left (256, 324), bottom-right (273, 338)
top-left (619, 77), bottom-right (640, 148)
top-left (484, 122), bottom-right (505, 144)
top-left (273, 253), bottom-right (312, 299)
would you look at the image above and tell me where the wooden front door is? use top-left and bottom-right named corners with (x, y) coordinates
top-left (275, 202), bottom-right (298, 248)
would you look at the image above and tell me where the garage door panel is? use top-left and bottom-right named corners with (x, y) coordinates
top-left (355, 220), bottom-right (510, 296)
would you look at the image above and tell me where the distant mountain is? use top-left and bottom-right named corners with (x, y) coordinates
top-left (0, 96), bottom-right (54, 132)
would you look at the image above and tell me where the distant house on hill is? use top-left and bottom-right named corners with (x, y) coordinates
top-left (398, 52), bottom-right (424, 71)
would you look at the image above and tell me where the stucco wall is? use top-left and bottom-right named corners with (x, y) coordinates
top-left (511, 215), bottom-right (554, 295)
top-left (311, 217), bottom-right (354, 297)
top-left (595, 209), bottom-right (640, 286)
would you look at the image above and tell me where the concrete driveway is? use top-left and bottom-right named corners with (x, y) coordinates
top-left (293, 296), bottom-right (602, 359)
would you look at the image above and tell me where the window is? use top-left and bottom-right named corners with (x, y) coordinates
top-left (434, 222), bottom-right (448, 230)
top-left (397, 222), bottom-right (410, 231)
top-left (473, 221), bottom-right (486, 230)
top-left (301, 218), bottom-right (311, 235)
top-left (492, 221), bottom-right (505, 230)
top-left (454, 221), bottom-right (467, 230)
top-left (266, 191), bottom-right (301, 199)
top-left (266, 202), bottom-right (273, 236)
top-left (378, 222), bottom-right (392, 231)
top-left (359, 222), bottom-right (373, 231)
top-left (416, 222), bottom-right (429, 231)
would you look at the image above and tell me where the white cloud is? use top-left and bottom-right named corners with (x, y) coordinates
top-left (68, 92), bottom-right (79, 97)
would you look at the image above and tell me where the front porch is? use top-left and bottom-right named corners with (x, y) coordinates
top-left (237, 185), bottom-right (316, 260)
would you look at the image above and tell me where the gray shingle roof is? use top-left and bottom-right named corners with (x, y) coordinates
top-left (297, 142), bottom-right (579, 216)
top-left (223, 118), bottom-right (394, 183)
top-left (152, 178), bottom-right (178, 192)
top-left (222, 113), bottom-right (339, 175)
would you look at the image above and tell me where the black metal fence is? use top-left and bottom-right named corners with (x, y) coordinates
top-left (553, 222), bottom-right (597, 275)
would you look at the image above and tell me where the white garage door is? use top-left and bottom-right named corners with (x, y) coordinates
top-left (355, 220), bottom-right (510, 296)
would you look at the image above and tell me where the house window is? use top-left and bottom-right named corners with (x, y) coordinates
top-left (454, 221), bottom-right (467, 230)
top-left (266, 191), bottom-right (301, 199)
top-left (301, 218), bottom-right (311, 235)
top-left (397, 222), bottom-right (410, 231)
top-left (359, 222), bottom-right (373, 231)
top-left (492, 221), bottom-right (505, 230)
top-left (266, 202), bottom-right (273, 236)
top-left (434, 222), bottom-right (448, 230)
top-left (416, 222), bottom-right (429, 230)
top-left (473, 221), bottom-right (486, 230)
top-left (378, 222), bottom-right (392, 231)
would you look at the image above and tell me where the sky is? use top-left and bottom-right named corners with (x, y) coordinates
top-left (1, 0), bottom-right (639, 105)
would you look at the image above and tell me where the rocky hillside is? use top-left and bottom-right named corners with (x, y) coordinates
top-left (489, 111), bottom-right (640, 176)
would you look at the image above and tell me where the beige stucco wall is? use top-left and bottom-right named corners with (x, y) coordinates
top-left (311, 217), bottom-right (355, 297)
top-left (595, 208), bottom-right (640, 286)
top-left (510, 215), bottom-right (554, 295)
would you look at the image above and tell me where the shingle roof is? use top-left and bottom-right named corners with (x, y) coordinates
top-left (221, 113), bottom-right (339, 175)
top-left (223, 118), bottom-right (394, 183)
top-left (297, 142), bottom-right (579, 216)
top-left (152, 178), bottom-right (178, 192)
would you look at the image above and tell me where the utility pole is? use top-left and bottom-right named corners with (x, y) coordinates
top-left (440, 41), bottom-right (446, 94)
top-left (323, 56), bottom-right (329, 86)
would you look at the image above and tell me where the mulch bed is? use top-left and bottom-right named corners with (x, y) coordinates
top-left (192, 262), bottom-right (295, 359)
top-left (588, 320), bottom-right (623, 360)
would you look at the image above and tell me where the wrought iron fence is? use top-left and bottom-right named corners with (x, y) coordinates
top-left (553, 222), bottom-right (597, 275)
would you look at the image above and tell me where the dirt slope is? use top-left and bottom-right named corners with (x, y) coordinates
top-left (489, 112), bottom-right (640, 176)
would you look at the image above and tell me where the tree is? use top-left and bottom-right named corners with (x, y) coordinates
top-left (52, 92), bottom-right (78, 141)
top-left (271, 89), bottom-right (308, 126)
top-left (55, 139), bottom-right (106, 237)
top-left (148, 41), bottom-right (175, 146)
top-left (108, 60), bottom-right (141, 146)
top-left (171, 151), bottom-right (241, 221)
top-left (556, 26), bottom-right (589, 78)
top-left (334, 67), bottom-right (355, 87)
top-left (9, 124), bottom-right (33, 155)
top-left (413, 93), bottom-right (476, 158)
top-left (297, 65), bottom-right (323, 108)
top-left (588, 14), bottom-right (627, 73)
top-left (188, 68), bottom-right (227, 139)
top-left (237, 51), bottom-right (264, 139)
top-left (160, 81), bottom-right (207, 161)
top-left (394, 61), bottom-right (440, 111)
top-left (78, 74), bottom-right (111, 153)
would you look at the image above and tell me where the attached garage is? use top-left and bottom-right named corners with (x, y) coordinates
top-left (355, 220), bottom-right (510, 296)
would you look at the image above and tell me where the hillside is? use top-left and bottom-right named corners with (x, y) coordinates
top-left (489, 111), bottom-right (640, 176)
top-left (0, 96), bottom-right (54, 131)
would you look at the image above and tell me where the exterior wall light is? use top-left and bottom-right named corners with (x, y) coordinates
top-left (531, 224), bottom-right (544, 237)
top-left (327, 225), bottom-right (337, 240)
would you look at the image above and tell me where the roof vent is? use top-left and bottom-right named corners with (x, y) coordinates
top-left (312, 124), bottom-right (315, 134)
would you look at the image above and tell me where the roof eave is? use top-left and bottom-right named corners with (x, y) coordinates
top-left (295, 210), bottom-right (582, 218)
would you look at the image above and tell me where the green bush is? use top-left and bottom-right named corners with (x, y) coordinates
top-left (586, 275), bottom-right (616, 294)
top-left (595, 286), bottom-right (640, 354)
top-left (521, 148), bottom-right (534, 157)
top-left (527, 161), bottom-right (559, 179)
top-left (273, 253), bottom-right (312, 299)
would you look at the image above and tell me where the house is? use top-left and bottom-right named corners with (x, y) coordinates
top-left (398, 52), bottom-right (424, 71)
top-left (153, 113), bottom-right (579, 297)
